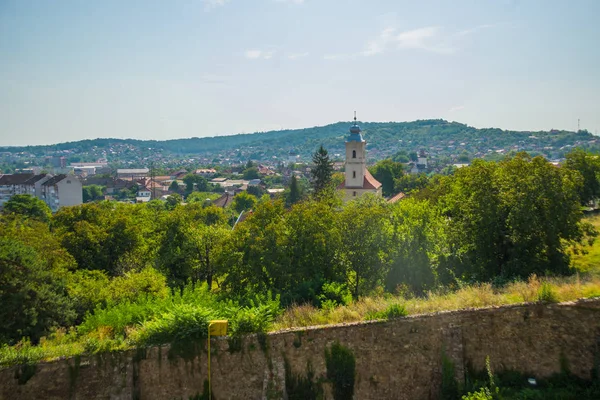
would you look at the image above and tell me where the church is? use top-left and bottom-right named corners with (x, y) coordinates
top-left (338, 115), bottom-right (382, 200)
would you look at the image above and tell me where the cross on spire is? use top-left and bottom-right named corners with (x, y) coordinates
top-left (354, 111), bottom-right (357, 123)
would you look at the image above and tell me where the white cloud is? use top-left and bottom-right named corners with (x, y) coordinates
top-left (359, 23), bottom-right (502, 57)
top-left (288, 52), bottom-right (309, 60)
top-left (449, 105), bottom-right (465, 112)
top-left (203, 0), bottom-right (229, 11)
top-left (245, 49), bottom-right (276, 60)
top-left (245, 50), bottom-right (262, 59)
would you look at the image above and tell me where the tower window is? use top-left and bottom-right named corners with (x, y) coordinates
top-left (353, 171), bottom-right (356, 178)
top-left (352, 150), bottom-right (356, 158)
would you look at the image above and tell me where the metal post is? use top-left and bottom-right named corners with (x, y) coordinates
top-left (208, 322), bottom-right (212, 400)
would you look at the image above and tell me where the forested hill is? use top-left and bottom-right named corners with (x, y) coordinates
top-left (2, 120), bottom-right (596, 161)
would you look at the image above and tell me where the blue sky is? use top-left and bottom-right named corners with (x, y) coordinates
top-left (1, 0), bottom-right (599, 146)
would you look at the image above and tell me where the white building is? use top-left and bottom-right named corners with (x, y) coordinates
top-left (40, 174), bottom-right (83, 212)
top-left (338, 116), bottom-right (382, 200)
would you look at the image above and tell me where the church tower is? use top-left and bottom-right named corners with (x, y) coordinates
top-left (338, 113), bottom-right (382, 200)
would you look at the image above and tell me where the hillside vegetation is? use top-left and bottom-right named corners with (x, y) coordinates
top-left (1, 120), bottom-right (596, 162)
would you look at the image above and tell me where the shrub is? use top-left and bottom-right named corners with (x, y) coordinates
top-left (537, 282), bottom-right (559, 303)
top-left (325, 341), bottom-right (355, 400)
top-left (365, 303), bottom-right (407, 321)
top-left (132, 304), bottom-right (213, 346)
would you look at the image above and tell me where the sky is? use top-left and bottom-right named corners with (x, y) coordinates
top-left (1, 0), bottom-right (599, 146)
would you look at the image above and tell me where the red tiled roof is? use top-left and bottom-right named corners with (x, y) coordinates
top-left (363, 170), bottom-right (382, 190)
top-left (338, 170), bottom-right (382, 190)
top-left (387, 192), bottom-right (406, 203)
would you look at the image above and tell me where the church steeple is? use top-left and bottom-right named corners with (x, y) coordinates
top-left (339, 112), bottom-right (383, 200)
top-left (347, 111), bottom-right (364, 142)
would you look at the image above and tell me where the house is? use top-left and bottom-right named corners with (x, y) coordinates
top-left (337, 115), bottom-right (382, 200)
top-left (136, 188), bottom-right (152, 203)
top-left (194, 168), bottom-right (217, 178)
top-left (40, 174), bottom-right (83, 212)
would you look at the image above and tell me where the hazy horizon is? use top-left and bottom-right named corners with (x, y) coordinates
top-left (2, 0), bottom-right (599, 146)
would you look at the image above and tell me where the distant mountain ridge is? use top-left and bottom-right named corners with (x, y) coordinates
top-left (1, 120), bottom-right (595, 161)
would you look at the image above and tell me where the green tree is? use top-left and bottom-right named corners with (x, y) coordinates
top-left (183, 173), bottom-right (209, 193)
top-left (394, 173), bottom-right (430, 195)
top-left (369, 159), bottom-right (405, 197)
top-left (3, 194), bottom-right (51, 223)
top-left (386, 198), bottom-right (442, 294)
top-left (232, 191), bottom-right (257, 213)
top-left (436, 154), bottom-right (589, 282)
top-left (242, 167), bottom-right (260, 180)
top-left (82, 185), bottom-right (105, 203)
top-left (564, 148), bottom-right (600, 205)
top-left (311, 145), bottom-right (334, 194)
top-left (169, 180), bottom-right (180, 193)
top-left (165, 193), bottom-right (182, 210)
top-left (286, 175), bottom-right (302, 206)
top-left (0, 218), bottom-right (77, 344)
top-left (338, 194), bottom-right (392, 299)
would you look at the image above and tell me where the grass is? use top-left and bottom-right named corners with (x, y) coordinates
top-left (272, 275), bottom-right (600, 331)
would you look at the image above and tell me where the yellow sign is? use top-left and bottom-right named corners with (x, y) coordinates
top-left (209, 320), bottom-right (228, 336)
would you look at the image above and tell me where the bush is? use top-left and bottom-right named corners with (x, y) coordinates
top-left (365, 303), bottom-right (408, 321)
top-left (325, 341), bottom-right (355, 400)
top-left (537, 282), bottom-right (559, 303)
top-left (132, 304), bottom-right (213, 346)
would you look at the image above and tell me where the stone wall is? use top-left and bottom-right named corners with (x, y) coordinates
top-left (1, 299), bottom-right (599, 400)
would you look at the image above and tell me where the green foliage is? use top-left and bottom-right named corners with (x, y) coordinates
top-left (369, 159), bottom-right (405, 197)
top-left (287, 175), bottom-right (302, 206)
top-left (242, 166), bottom-right (260, 180)
top-left (285, 358), bottom-right (322, 400)
top-left (82, 185), bottom-right (105, 203)
top-left (564, 148), bottom-right (600, 205)
top-left (325, 341), bottom-right (356, 400)
top-left (183, 173), bottom-right (209, 193)
top-left (232, 191), bottom-right (257, 213)
top-left (311, 145), bottom-right (334, 194)
top-left (537, 282), bottom-right (559, 303)
top-left (0, 233), bottom-right (76, 345)
top-left (3, 194), bottom-right (51, 223)
top-left (365, 303), bottom-right (407, 320)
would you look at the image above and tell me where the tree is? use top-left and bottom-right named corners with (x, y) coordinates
top-left (311, 145), bottom-right (334, 194)
top-left (3, 194), bottom-right (51, 223)
top-left (436, 154), bottom-right (589, 283)
top-left (166, 193), bottom-right (182, 210)
top-left (338, 194), bottom-right (392, 299)
top-left (394, 173), bottom-right (430, 195)
top-left (183, 174), bottom-right (209, 193)
top-left (386, 198), bottom-right (442, 294)
top-left (369, 159), bottom-right (405, 197)
top-left (242, 167), bottom-right (260, 180)
top-left (0, 218), bottom-right (77, 344)
top-left (232, 191), bottom-right (257, 214)
top-left (564, 148), bottom-right (600, 205)
top-left (169, 180), bottom-right (180, 193)
top-left (287, 175), bottom-right (301, 206)
top-left (82, 185), bottom-right (105, 203)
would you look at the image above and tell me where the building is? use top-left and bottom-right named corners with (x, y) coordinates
top-left (338, 115), bottom-right (382, 200)
top-left (0, 173), bottom-right (51, 209)
top-left (40, 174), bottom-right (83, 212)
top-left (117, 168), bottom-right (149, 179)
